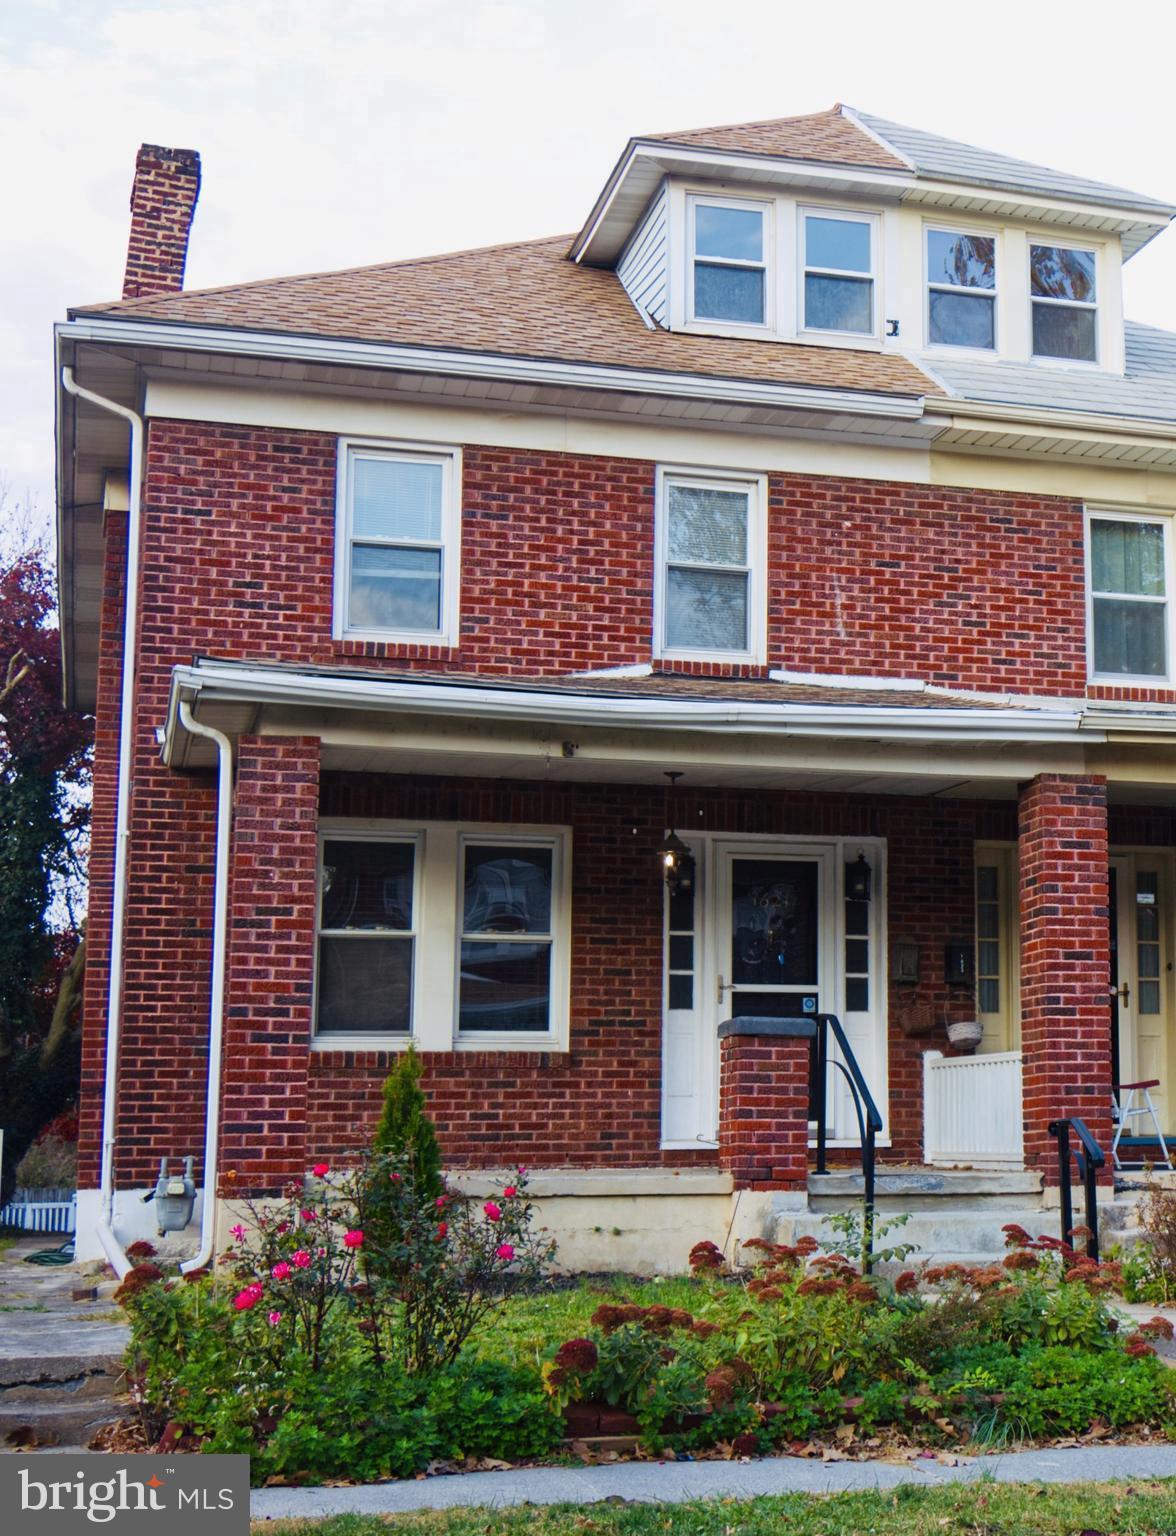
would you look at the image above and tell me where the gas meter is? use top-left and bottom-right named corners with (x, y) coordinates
top-left (150, 1156), bottom-right (196, 1234)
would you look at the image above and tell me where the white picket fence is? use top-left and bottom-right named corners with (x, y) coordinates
top-left (0, 1191), bottom-right (77, 1233)
top-left (923, 1050), bottom-right (1023, 1167)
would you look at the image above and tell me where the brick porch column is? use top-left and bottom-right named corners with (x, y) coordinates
top-left (220, 735), bottom-right (320, 1192)
top-left (1018, 774), bottom-right (1112, 1180)
top-left (718, 1019), bottom-right (814, 1190)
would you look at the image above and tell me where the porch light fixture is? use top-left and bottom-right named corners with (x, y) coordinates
top-left (846, 852), bottom-right (872, 902)
top-left (658, 772), bottom-right (695, 898)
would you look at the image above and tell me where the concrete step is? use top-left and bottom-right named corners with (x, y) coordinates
top-left (779, 1206), bottom-right (1060, 1266)
top-left (0, 1397), bottom-right (127, 1450)
top-left (808, 1168), bottom-right (1044, 1213)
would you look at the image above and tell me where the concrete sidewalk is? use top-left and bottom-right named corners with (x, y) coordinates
top-left (250, 1443), bottom-right (1176, 1520)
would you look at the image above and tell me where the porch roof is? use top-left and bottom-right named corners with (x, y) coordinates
top-left (161, 657), bottom-right (1176, 800)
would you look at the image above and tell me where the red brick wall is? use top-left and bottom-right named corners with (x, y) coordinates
top-left (80, 419), bottom-right (1125, 1188)
top-left (1018, 775), bottom-right (1112, 1179)
top-left (137, 420), bottom-right (1088, 693)
top-left (718, 1029), bottom-right (811, 1189)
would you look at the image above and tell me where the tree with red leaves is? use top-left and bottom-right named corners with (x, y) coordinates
top-left (0, 537), bottom-right (92, 1199)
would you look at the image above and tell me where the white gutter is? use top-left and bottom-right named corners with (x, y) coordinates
top-left (57, 318), bottom-right (927, 422)
top-left (60, 367), bottom-right (142, 1281)
top-left (176, 703), bottom-right (232, 1276)
top-left (163, 659), bottom-right (1092, 751)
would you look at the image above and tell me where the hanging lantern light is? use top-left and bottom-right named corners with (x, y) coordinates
top-left (657, 772), bottom-right (695, 897)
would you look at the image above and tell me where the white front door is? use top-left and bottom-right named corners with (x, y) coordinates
top-left (1110, 852), bottom-right (1174, 1133)
top-left (660, 835), bottom-right (886, 1147)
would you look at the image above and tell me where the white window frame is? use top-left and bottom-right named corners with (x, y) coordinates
top-left (313, 827), bottom-right (423, 1050)
top-left (798, 206), bottom-right (879, 341)
top-left (1085, 507), bottom-right (1176, 685)
top-left (333, 437), bottom-right (462, 645)
top-left (653, 465), bottom-right (768, 666)
top-left (974, 842), bottom-right (1021, 1053)
top-left (1029, 239), bottom-right (1099, 367)
top-left (924, 223), bottom-right (998, 354)
top-left (686, 193), bottom-right (772, 333)
top-left (312, 819), bottom-right (571, 1052)
top-left (455, 831), bottom-right (572, 1048)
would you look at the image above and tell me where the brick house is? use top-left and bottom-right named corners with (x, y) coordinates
top-left (56, 108), bottom-right (1176, 1273)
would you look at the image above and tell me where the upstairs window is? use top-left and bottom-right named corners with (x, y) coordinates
top-left (336, 440), bottom-right (461, 644)
top-left (689, 198), bottom-right (768, 326)
top-left (655, 468), bottom-right (765, 663)
top-left (1031, 244), bottom-right (1097, 362)
top-left (802, 210), bottom-right (875, 335)
top-left (1088, 513), bottom-right (1170, 679)
top-left (927, 228), bottom-right (996, 349)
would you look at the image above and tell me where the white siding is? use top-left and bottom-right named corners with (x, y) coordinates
top-left (617, 183), bottom-right (670, 330)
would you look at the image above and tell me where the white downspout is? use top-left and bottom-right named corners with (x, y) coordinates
top-left (60, 367), bottom-right (143, 1280)
top-left (177, 702), bottom-right (232, 1275)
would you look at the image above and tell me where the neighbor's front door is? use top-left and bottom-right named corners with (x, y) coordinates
top-left (1110, 853), bottom-right (1173, 1133)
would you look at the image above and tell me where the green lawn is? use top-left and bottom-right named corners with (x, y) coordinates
top-left (253, 1480), bottom-right (1176, 1535)
top-left (469, 1277), bottom-right (703, 1370)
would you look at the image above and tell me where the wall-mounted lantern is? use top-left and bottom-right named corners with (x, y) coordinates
top-left (845, 852), bottom-right (873, 902)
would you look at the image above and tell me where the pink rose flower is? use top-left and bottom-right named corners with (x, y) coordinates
top-left (436, 1195), bottom-right (447, 1208)
top-left (517, 1166), bottom-right (528, 1178)
top-left (300, 1209), bottom-right (316, 1223)
top-left (495, 1243), bottom-right (515, 1262)
top-left (229, 1224), bottom-right (246, 1242)
top-left (483, 1201), bottom-right (502, 1222)
top-left (277, 1222), bottom-right (289, 1235)
top-left (292, 1249), bottom-right (311, 1269)
top-left (233, 1284), bottom-right (263, 1311)
top-left (343, 1229), bottom-right (364, 1249)
top-left (267, 1311), bottom-right (282, 1326)
top-left (390, 1172), bottom-right (402, 1182)
top-left (436, 1222), bottom-right (448, 1239)
top-left (271, 1262), bottom-right (291, 1281)
top-left (312, 1163), bottom-right (329, 1178)
top-left (502, 1186), bottom-right (517, 1199)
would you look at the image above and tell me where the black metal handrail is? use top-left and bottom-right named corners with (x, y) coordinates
top-left (810, 1013), bottom-right (884, 1271)
top-left (1047, 1117), bottom-right (1105, 1262)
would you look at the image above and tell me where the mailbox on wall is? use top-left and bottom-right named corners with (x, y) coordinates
top-left (944, 942), bottom-right (975, 988)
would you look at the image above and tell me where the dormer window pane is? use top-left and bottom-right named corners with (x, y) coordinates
top-left (690, 199), bottom-right (766, 326)
top-left (803, 212), bottom-right (874, 335)
top-left (695, 205), bottom-right (763, 263)
top-left (1031, 244), bottom-right (1097, 361)
top-left (927, 229), bottom-right (996, 349)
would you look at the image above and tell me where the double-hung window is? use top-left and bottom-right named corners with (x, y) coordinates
top-left (336, 440), bottom-right (461, 643)
top-left (316, 835), bottom-right (418, 1037)
top-left (656, 469), bottom-right (765, 663)
top-left (458, 838), bottom-right (562, 1037)
top-left (689, 197), bottom-right (768, 327)
top-left (802, 210), bottom-right (875, 335)
top-left (927, 228), bottom-right (996, 349)
top-left (1030, 244), bottom-right (1097, 362)
top-left (1088, 512), bottom-right (1171, 680)
top-left (314, 823), bottom-right (570, 1048)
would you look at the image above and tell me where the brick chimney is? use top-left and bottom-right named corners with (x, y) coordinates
top-left (122, 144), bottom-right (202, 299)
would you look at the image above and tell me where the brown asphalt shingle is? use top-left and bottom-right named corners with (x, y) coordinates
top-left (644, 105), bottom-right (909, 170)
top-left (73, 235), bottom-right (934, 399)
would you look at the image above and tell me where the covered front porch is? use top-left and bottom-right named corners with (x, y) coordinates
top-left (159, 659), bottom-right (1176, 1265)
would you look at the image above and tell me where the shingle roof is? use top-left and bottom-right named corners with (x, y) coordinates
top-left (855, 109), bottom-right (1174, 217)
top-left (926, 320), bottom-right (1176, 425)
top-left (72, 234), bottom-right (934, 399)
top-left (645, 105), bottom-right (909, 171)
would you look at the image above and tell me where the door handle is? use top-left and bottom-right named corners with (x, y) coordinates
top-left (717, 974), bottom-right (733, 1005)
top-left (1111, 981), bottom-right (1130, 1007)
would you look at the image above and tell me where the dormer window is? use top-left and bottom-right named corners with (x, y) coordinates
top-left (927, 228), bottom-right (996, 349)
top-left (689, 197), bottom-right (768, 326)
top-left (1031, 244), bottom-right (1097, 362)
top-left (802, 210), bottom-right (876, 336)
